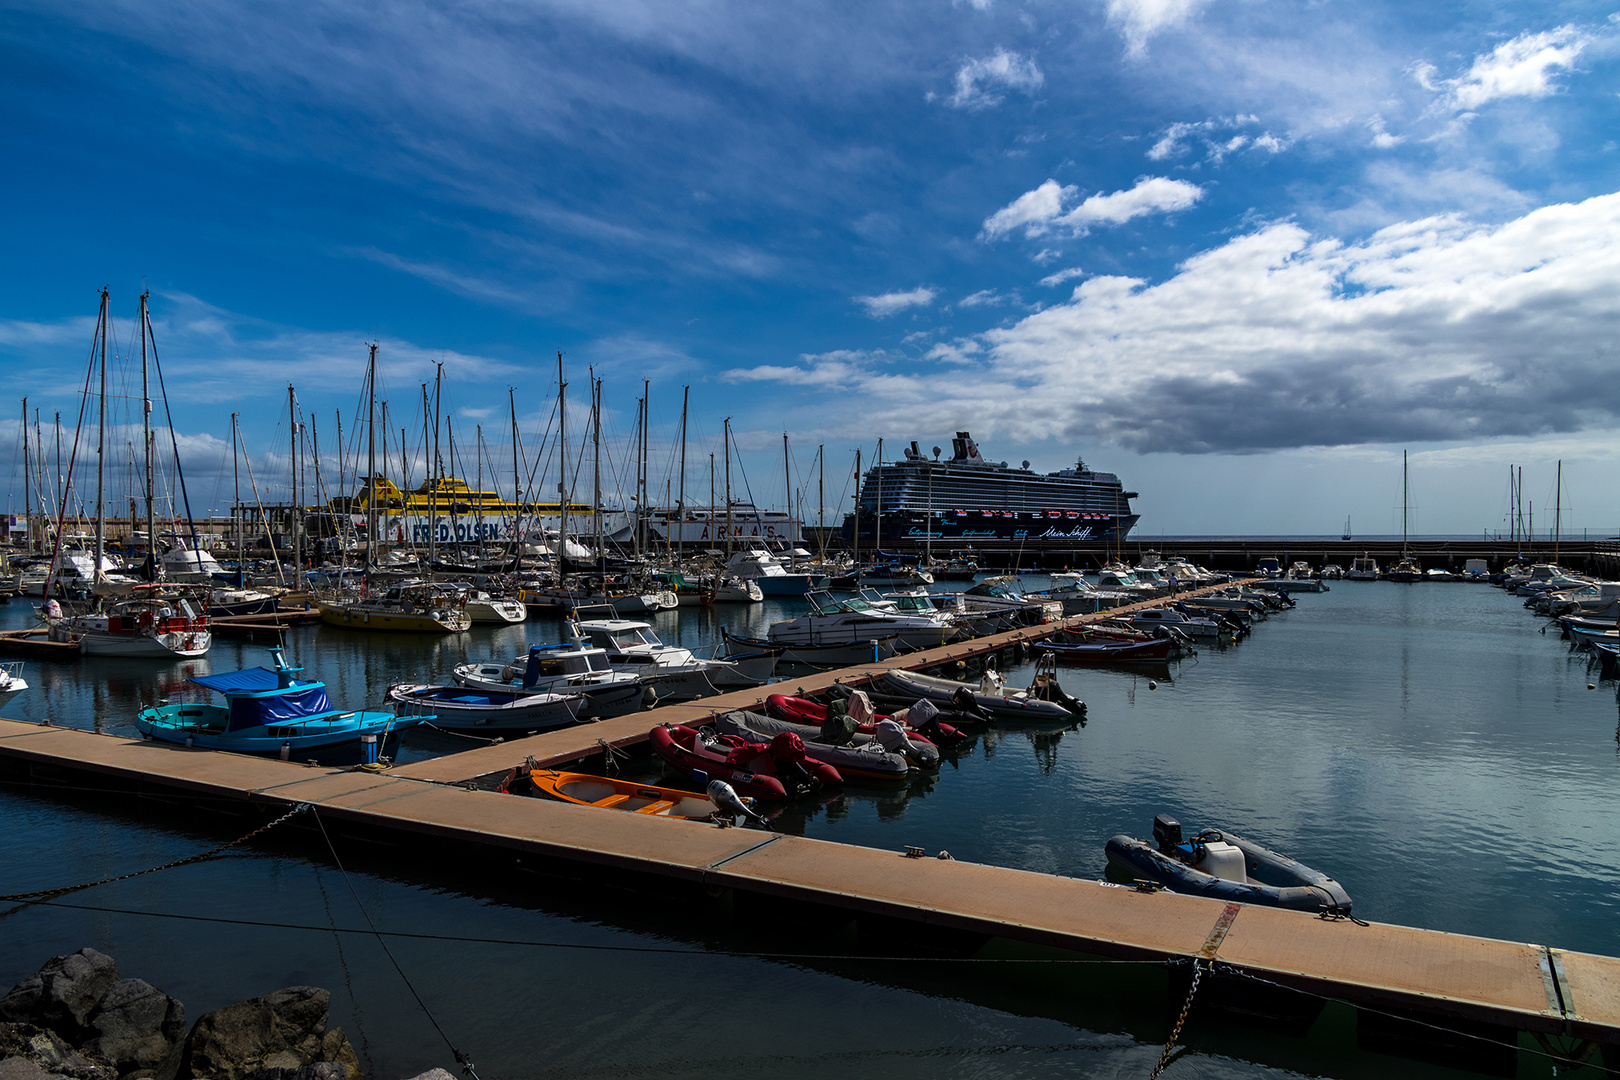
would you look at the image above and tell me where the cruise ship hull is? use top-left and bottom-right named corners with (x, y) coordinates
top-left (844, 509), bottom-right (1140, 548)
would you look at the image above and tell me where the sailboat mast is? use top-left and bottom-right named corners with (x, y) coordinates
top-left (365, 343), bottom-right (378, 585)
top-left (677, 385), bottom-right (688, 562)
top-left (421, 382), bottom-right (433, 569)
top-left (232, 412), bottom-right (242, 584)
top-left (783, 432), bottom-right (791, 548)
top-left (1555, 459), bottom-right (1562, 565)
top-left (20, 398), bottom-right (28, 555)
top-left (557, 352), bottom-right (568, 573)
top-left (723, 418), bottom-right (733, 557)
top-left (592, 376), bottom-right (603, 565)
top-left (852, 448), bottom-right (861, 566)
top-left (639, 379), bottom-right (649, 555)
top-left (139, 292), bottom-right (156, 579)
top-left (287, 384), bottom-right (299, 575)
top-left (1402, 449), bottom-right (1409, 555)
top-left (94, 289), bottom-right (108, 576)
top-left (818, 444), bottom-right (825, 561)
top-left (874, 438), bottom-right (883, 556)
top-left (509, 386), bottom-right (520, 555)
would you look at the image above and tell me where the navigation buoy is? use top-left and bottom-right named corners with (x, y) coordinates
top-left (1148, 680), bottom-right (1158, 690)
top-left (1589, 683), bottom-right (1598, 690)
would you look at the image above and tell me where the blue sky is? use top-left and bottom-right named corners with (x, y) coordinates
top-left (3, 0), bottom-right (1618, 536)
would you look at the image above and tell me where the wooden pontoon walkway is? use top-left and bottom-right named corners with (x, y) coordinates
top-left (0, 587), bottom-right (1615, 1061)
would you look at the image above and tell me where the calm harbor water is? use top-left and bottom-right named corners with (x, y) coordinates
top-left (2, 581), bottom-right (1617, 1079)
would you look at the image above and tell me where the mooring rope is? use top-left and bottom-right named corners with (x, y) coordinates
top-left (0, 803), bottom-right (312, 917)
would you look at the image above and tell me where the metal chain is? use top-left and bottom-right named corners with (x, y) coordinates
top-left (1149, 959), bottom-right (1203, 1079)
top-left (0, 803), bottom-right (312, 909)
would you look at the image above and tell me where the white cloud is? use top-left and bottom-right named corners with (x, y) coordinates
top-left (982, 176), bottom-right (1203, 240)
top-left (1366, 115), bottom-right (1404, 149)
top-left (959, 289), bottom-right (1011, 308)
top-left (941, 49), bottom-right (1044, 110)
top-left (1146, 115), bottom-right (1283, 163)
top-left (1039, 267), bottom-right (1086, 287)
top-left (722, 349), bottom-right (882, 387)
top-left (925, 340), bottom-right (982, 364)
top-left (761, 191), bottom-right (1620, 457)
top-left (1106, 0), bottom-right (1211, 57)
top-left (1428, 26), bottom-right (1590, 112)
top-left (854, 287), bottom-right (938, 317)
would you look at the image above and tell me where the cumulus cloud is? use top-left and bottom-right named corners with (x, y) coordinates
top-left (748, 191), bottom-right (1620, 456)
top-left (1106, 0), bottom-right (1210, 57)
top-left (722, 349), bottom-right (882, 387)
top-left (940, 49), bottom-right (1044, 109)
top-left (1420, 26), bottom-right (1590, 112)
top-left (1147, 115), bottom-right (1286, 163)
top-left (981, 176), bottom-right (1203, 240)
top-left (854, 287), bottom-right (937, 317)
top-left (1039, 267), bottom-right (1086, 287)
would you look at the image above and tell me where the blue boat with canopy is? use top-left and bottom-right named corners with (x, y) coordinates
top-left (134, 647), bottom-right (424, 761)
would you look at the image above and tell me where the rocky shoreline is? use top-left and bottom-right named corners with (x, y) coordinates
top-left (0, 949), bottom-right (439, 1080)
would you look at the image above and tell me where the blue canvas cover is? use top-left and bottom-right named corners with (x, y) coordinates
top-left (226, 685), bottom-right (332, 731)
top-left (191, 667), bottom-right (284, 693)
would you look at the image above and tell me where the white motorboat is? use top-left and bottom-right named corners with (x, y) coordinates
top-left (768, 590), bottom-right (958, 652)
top-left (722, 549), bottom-right (825, 597)
top-left (573, 617), bottom-right (737, 701)
top-left (389, 683), bottom-right (590, 731)
top-left (458, 589), bottom-right (528, 624)
top-left (159, 544), bottom-right (226, 583)
top-left (1126, 607), bottom-right (1226, 639)
top-left (453, 637), bottom-right (645, 715)
top-left (0, 661), bottom-right (29, 714)
top-left (1345, 555), bottom-right (1380, 580)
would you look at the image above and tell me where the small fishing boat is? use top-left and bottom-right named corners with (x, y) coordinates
top-left (649, 723), bottom-right (840, 800)
top-left (135, 647), bottom-right (420, 758)
top-left (881, 663), bottom-right (1083, 722)
top-left (1039, 637), bottom-right (1174, 663)
top-left (388, 683), bottom-right (589, 731)
top-left (1105, 815), bottom-right (1352, 916)
top-left (502, 766), bottom-right (729, 819)
top-left (721, 627), bottom-right (899, 667)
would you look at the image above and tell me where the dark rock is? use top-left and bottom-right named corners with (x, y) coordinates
top-left (178, 988), bottom-right (354, 1080)
top-left (397, 1070), bottom-right (454, 1080)
top-left (0, 952), bottom-right (120, 1041)
top-left (84, 981), bottom-right (184, 1076)
top-left (0, 1024), bottom-right (115, 1080)
top-left (0, 1057), bottom-right (58, 1080)
top-left (252, 1062), bottom-right (348, 1080)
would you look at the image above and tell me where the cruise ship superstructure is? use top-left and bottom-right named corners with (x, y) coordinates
top-left (841, 432), bottom-right (1138, 547)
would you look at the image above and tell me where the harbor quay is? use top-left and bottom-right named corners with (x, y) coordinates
top-left (2, 583), bottom-right (1618, 1079)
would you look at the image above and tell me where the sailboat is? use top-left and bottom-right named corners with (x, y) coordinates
top-left (1341, 516), bottom-right (1352, 541)
top-left (1386, 451), bottom-right (1424, 582)
top-left (42, 291), bottom-right (214, 658)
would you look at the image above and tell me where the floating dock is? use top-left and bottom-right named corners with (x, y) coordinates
top-left (1, 588), bottom-right (1615, 1071)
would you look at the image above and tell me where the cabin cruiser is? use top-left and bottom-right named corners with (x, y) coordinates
top-left (722, 548), bottom-right (825, 596)
top-left (1126, 607), bottom-right (1227, 640)
top-left (1032, 573), bottom-right (1130, 616)
top-left (769, 590), bottom-right (958, 652)
top-left (159, 544), bottom-right (227, 584)
top-left (1345, 554), bottom-right (1379, 581)
top-left (1095, 567), bottom-right (1163, 600)
top-left (573, 617), bottom-right (773, 700)
top-left (452, 638), bottom-right (646, 716)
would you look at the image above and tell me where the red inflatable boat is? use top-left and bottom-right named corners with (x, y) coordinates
top-left (649, 723), bottom-right (841, 800)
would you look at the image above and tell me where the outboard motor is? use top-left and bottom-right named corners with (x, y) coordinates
top-left (1153, 814), bottom-right (1183, 852)
top-left (951, 685), bottom-right (991, 721)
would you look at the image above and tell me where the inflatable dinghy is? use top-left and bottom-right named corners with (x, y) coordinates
top-left (1105, 815), bottom-right (1352, 916)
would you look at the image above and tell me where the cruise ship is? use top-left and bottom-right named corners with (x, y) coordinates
top-left (841, 432), bottom-right (1138, 547)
